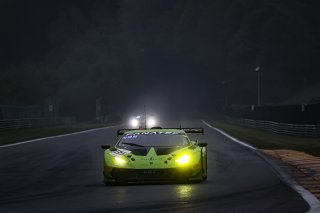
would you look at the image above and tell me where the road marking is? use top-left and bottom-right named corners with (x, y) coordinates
top-left (0, 125), bottom-right (121, 149)
top-left (202, 120), bottom-right (320, 213)
top-left (201, 120), bottom-right (256, 150)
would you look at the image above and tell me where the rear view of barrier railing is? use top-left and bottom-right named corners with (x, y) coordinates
top-left (226, 117), bottom-right (320, 138)
top-left (0, 117), bottom-right (76, 132)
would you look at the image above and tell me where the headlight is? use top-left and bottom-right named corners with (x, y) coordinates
top-left (147, 117), bottom-right (156, 128)
top-left (114, 156), bottom-right (127, 166)
top-left (130, 118), bottom-right (139, 128)
top-left (175, 154), bottom-right (190, 165)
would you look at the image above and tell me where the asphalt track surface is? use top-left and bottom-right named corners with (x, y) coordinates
top-left (0, 120), bottom-right (310, 213)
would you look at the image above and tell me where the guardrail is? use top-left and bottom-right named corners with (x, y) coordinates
top-left (0, 117), bottom-right (76, 132)
top-left (226, 117), bottom-right (320, 138)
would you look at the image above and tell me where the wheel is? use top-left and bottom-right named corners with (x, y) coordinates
top-left (104, 174), bottom-right (117, 186)
top-left (201, 148), bottom-right (207, 181)
top-left (104, 180), bottom-right (123, 186)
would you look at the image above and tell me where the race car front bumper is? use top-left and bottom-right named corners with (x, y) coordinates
top-left (104, 166), bottom-right (202, 183)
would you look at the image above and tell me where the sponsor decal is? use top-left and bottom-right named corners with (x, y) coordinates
top-left (123, 132), bottom-right (179, 136)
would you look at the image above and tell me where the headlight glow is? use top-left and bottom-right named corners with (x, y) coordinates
top-left (175, 154), bottom-right (190, 165)
top-left (114, 156), bottom-right (127, 166)
top-left (130, 118), bottom-right (139, 128)
top-left (147, 117), bottom-right (156, 128)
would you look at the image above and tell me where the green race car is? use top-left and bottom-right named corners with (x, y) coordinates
top-left (101, 128), bottom-right (207, 184)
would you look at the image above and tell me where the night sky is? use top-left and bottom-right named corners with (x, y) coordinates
top-left (1, 0), bottom-right (320, 119)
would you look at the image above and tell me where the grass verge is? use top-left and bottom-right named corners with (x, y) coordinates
top-left (0, 122), bottom-right (119, 146)
top-left (208, 120), bottom-right (320, 157)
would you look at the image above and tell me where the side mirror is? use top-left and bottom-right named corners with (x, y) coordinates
top-left (101, 145), bottom-right (111, 150)
top-left (198, 142), bottom-right (208, 147)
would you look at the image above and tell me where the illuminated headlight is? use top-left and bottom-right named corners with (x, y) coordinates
top-left (114, 156), bottom-right (127, 166)
top-left (175, 154), bottom-right (190, 165)
top-left (147, 117), bottom-right (156, 128)
top-left (130, 118), bottom-right (139, 128)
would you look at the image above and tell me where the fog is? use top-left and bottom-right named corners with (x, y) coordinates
top-left (1, 0), bottom-right (320, 121)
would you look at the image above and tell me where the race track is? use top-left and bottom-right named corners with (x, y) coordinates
top-left (0, 120), bottom-right (309, 213)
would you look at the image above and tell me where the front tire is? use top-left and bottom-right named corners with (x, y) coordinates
top-left (201, 148), bottom-right (207, 181)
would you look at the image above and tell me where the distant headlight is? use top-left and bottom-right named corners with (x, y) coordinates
top-left (114, 156), bottom-right (127, 166)
top-left (147, 117), bottom-right (156, 128)
top-left (130, 118), bottom-right (139, 128)
top-left (175, 154), bottom-right (190, 165)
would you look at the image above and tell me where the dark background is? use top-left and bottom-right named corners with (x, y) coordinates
top-left (1, 0), bottom-right (320, 120)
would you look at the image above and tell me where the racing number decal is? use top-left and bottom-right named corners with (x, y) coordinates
top-left (122, 134), bottom-right (138, 140)
top-left (110, 149), bottom-right (131, 156)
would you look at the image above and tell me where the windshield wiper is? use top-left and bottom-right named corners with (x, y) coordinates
top-left (122, 142), bottom-right (145, 147)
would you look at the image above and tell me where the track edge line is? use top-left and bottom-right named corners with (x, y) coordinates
top-left (0, 124), bottom-right (122, 149)
top-left (201, 119), bottom-right (320, 213)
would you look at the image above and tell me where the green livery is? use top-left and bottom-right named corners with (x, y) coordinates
top-left (101, 128), bottom-right (207, 184)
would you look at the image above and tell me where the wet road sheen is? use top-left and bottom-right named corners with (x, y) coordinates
top-left (0, 120), bottom-right (309, 213)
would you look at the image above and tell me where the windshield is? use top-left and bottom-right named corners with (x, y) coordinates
top-left (118, 132), bottom-right (189, 147)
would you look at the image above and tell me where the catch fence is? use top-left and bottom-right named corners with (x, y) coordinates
top-left (226, 117), bottom-right (320, 138)
top-left (0, 117), bottom-right (75, 132)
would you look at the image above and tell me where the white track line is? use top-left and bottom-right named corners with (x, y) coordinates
top-left (201, 120), bottom-right (256, 150)
top-left (202, 120), bottom-right (320, 213)
top-left (0, 125), bottom-right (120, 149)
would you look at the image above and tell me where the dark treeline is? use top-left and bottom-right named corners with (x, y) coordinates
top-left (1, 0), bottom-right (320, 120)
top-left (225, 103), bottom-right (320, 124)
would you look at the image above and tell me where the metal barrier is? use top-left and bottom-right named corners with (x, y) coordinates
top-left (0, 117), bottom-right (76, 132)
top-left (226, 117), bottom-right (320, 138)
